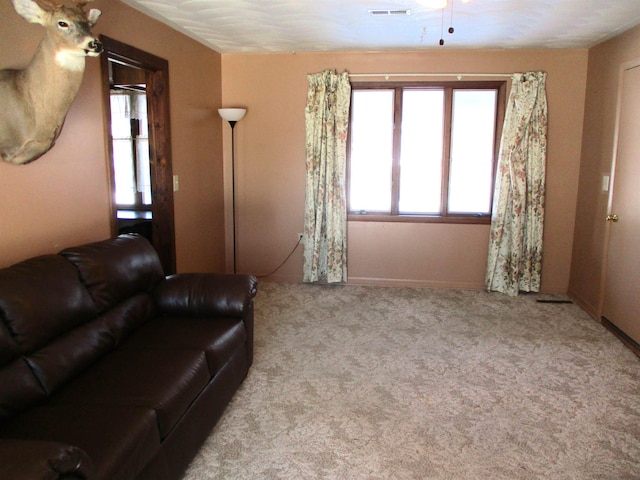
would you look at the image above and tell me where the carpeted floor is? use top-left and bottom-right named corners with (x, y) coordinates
top-left (182, 282), bottom-right (640, 479)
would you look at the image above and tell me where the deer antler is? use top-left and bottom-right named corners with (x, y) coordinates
top-left (37, 0), bottom-right (63, 11)
top-left (36, 0), bottom-right (94, 10)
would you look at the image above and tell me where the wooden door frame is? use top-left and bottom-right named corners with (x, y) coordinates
top-left (99, 35), bottom-right (176, 274)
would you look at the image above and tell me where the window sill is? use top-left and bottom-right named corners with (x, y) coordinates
top-left (116, 209), bottom-right (153, 220)
top-left (347, 213), bottom-right (491, 225)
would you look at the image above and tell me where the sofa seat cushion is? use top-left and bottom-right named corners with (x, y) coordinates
top-left (0, 404), bottom-right (159, 480)
top-left (121, 317), bottom-right (247, 376)
top-left (50, 350), bottom-right (210, 439)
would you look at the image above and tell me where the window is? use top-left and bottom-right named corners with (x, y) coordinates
top-left (110, 90), bottom-right (152, 208)
top-left (348, 82), bottom-right (506, 223)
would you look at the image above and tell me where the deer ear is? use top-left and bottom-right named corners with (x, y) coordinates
top-left (87, 8), bottom-right (101, 26)
top-left (11, 0), bottom-right (48, 25)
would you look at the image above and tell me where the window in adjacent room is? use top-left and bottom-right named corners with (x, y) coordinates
top-left (110, 90), bottom-right (152, 208)
top-left (348, 81), bottom-right (506, 223)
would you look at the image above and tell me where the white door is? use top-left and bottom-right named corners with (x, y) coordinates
top-left (602, 62), bottom-right (640, 343)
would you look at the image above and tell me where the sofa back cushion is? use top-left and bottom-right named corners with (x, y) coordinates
top-left (0, 255), bottom-right (99, 422)
top-left (24, 312), bottom-right (125, 396)
top-left (0, 314), bottom-right (20, 368)
top-left (0, 315), bottom-right (43, 423)
top-left (0, 255), bottom-right (98, 354)
top-left (0, 359), bottom-right (45, 424)
top-left (60, 234), bottom-right (165, 313)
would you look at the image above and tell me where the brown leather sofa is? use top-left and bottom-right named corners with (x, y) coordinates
top-left (0, 234), bottom-right (258, 480)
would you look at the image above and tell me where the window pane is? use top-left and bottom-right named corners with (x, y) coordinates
top-left (113, 139), bottom-right (136, 204)
top-left (449, 90), bottom-right (497, 214)
top-left (349, 90), bottom-right (394, 212)
top-left (110, 93), bottom-right (136, 205)
top-left (110, 93), bottom-right (131, 138)
top-left (133, 93), bottom-right (152, 205)
top-left (399, 90), bottom-right (445, 214)
top-left (136, 138), bottom-right (152, 205)
top-left (110, 91), bottom-right (152, 207)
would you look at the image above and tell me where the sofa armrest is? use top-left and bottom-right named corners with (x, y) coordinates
top-left (0, 439), bottom-right (93, 479)
top-left (154, 273), bottom-right (258, 318)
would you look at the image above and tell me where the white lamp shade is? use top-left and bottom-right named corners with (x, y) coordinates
top-left (218, 108), bottom-right (247, 122)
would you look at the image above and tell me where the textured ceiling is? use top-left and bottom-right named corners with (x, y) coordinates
top-left (120, 0), bottom-right (640, 53)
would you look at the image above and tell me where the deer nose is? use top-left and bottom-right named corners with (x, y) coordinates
top-left (89, 40), bottom-right (103, 53)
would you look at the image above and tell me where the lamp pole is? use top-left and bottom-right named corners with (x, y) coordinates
top-left (218, 108), bottom-right (247, 274)
top-left (228, 120), bottom-right (238, 274)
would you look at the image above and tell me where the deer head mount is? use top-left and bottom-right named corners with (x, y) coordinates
top-left (0, 0), bottom-right (102, 165)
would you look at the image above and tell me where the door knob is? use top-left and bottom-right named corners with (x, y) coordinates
top-left (606, 214), bottom-right (619, 222)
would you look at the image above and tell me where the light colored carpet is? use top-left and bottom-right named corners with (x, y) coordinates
top-left (183, 282), bottom-right (640, 479)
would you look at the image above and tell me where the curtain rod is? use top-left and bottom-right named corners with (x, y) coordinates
top-left (348, 73), bottom-right (513, 80)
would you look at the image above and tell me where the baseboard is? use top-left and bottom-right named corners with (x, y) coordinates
top-left (567, 289), bottom-right (599, 320)
top-left (346, 276), bottom-right (485, 290)
top-left (256, 272), bottom-right (301, 283)
top-left (258, 275), bottom-right (572, 295)
top-left (257, 275), bottom-right (485, 290)
top-left (601, 316), bottom-right (640, 358)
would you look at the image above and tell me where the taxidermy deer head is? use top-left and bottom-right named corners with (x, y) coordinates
top-left (0, 0), bottom-right (102, 165)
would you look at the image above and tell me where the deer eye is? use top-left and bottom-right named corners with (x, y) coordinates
top-left (58, 21), bottom-right (69, 28)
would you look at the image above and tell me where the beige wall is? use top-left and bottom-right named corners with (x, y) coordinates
top-left (2, 0), bottom-right (608, 295)
top-left (568, 25), bottom-right (640, 317)
top-left (0, 0), bottom-right (225, 272)
top-left (222, 49), bottom-right (588, 292)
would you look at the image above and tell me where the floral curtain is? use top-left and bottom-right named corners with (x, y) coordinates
top-left (303, 70), bottom-right (351, 283)
top-left (486, 72), bottom-right (548, 296)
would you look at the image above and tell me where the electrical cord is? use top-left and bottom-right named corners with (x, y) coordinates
top-left (257, 235), bottom-right (303, 278)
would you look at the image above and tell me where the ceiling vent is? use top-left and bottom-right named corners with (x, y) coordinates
top-left (368, 9), bottom-right (412, 16)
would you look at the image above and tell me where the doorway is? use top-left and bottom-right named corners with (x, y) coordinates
top-left (100, 36), bottom-right (176, 274)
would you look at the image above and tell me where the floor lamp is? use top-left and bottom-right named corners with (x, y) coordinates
top-left (218, 107), bottom-right (247, 274)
